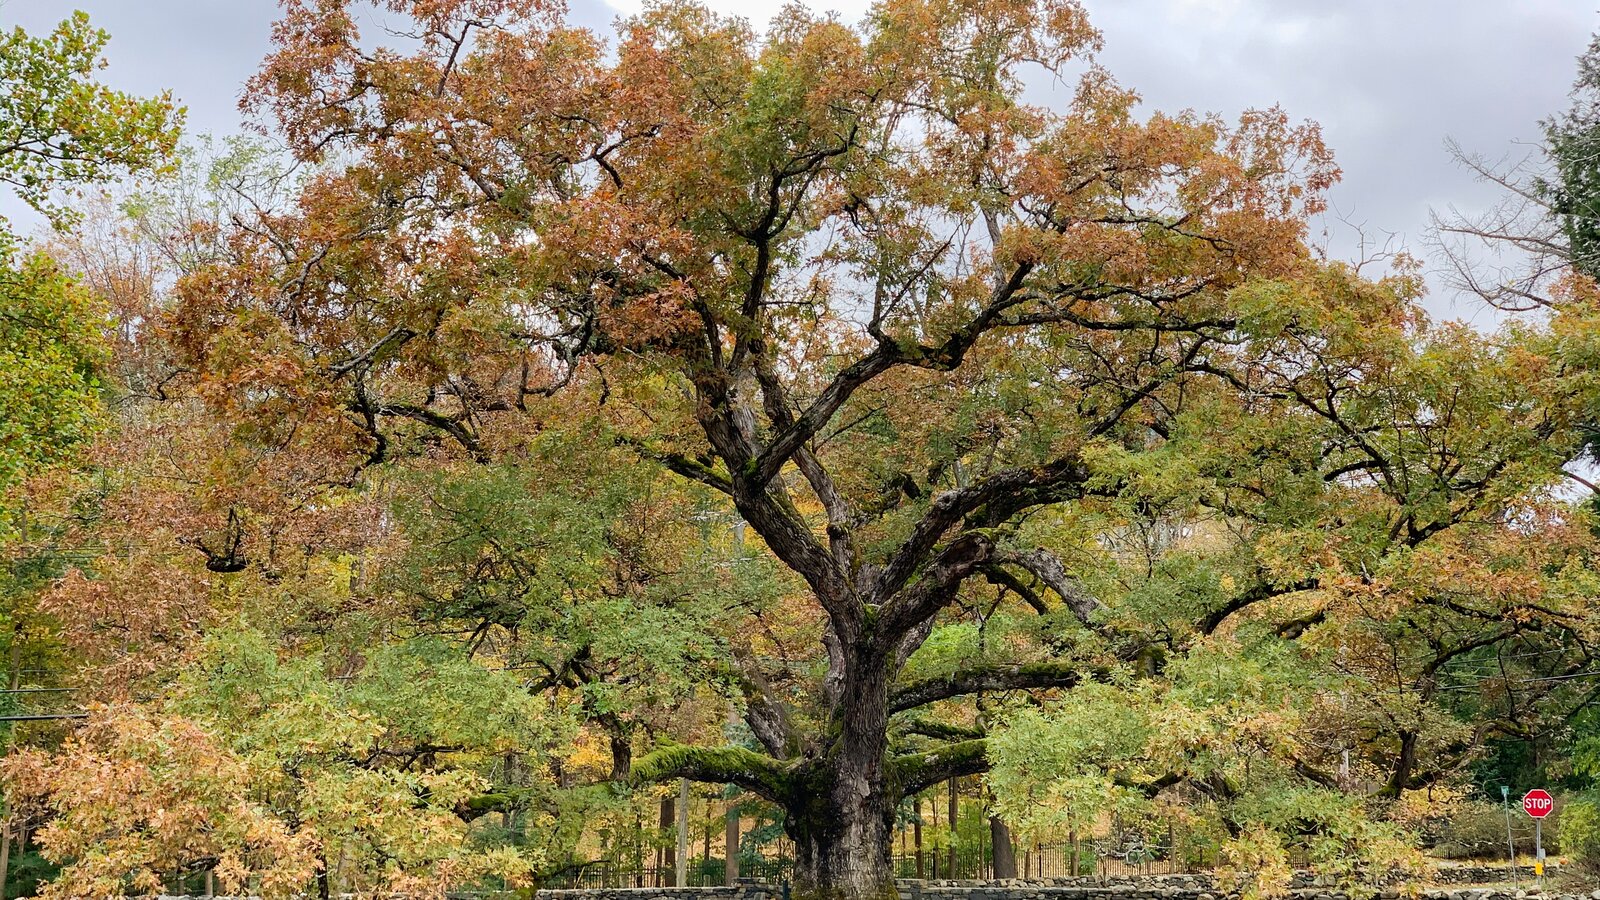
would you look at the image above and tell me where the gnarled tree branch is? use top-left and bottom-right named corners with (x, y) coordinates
top-left (633, 744), bottom-right (791, 803)
top-left (889, 661), bottom-right (1105, 714)
top-left (890, 738), bottom-right (990, 797)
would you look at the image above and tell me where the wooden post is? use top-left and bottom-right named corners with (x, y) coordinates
top-left (0, 817), bottom-right (12, 900)
top-left (947, 778), bottom-right (958, 878)
top-left (703, 796), bottom-right (713, 876)
top-left (914, 798), bottom-right (925, 879)
top-left (725, 800), bottom-right (740, 884)
top-left (676, 778), bottom-right (689, 887)
top-left (980, 799), bottom-right (988, 879)
top-left (636, 809), bottom-right (645, 888)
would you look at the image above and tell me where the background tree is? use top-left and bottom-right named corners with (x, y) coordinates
top-left (0, 17), bottom-right (179, 896)
top-left (1542, 32), bottom-right (1600, 280)
top-left (0, 11), bottom-right (180, 514)
top-left (1433, 29), bottom-right (1600, 309)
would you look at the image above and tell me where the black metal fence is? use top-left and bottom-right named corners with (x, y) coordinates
top-left (543, 829), bottom-right (1218, 889)
top-left (541, 856), bottom-right (794, 890)
top-left (891, 837), bottom-right (1211, 882)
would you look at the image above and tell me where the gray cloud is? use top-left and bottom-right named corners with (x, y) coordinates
top-left (1087, 0), bottom-right (1593, 320)
top-left (1, 0), bottom-right (1592, 320)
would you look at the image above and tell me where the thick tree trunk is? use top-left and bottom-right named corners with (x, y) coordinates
top-left (1380, 730), bottom-right (1418, 798)
top-left (786, 659), bottom-right (896, 900)
top-left (788, 788), bottom-right (895, 900)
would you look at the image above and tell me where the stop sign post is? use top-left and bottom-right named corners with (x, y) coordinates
top-left (1523, 789), bottom-right (1553, 879)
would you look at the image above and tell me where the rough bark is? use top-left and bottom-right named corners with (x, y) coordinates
top-left (637, 648), bottom-right (1038, 898)
top-left (788, 788), bottom-right (897, 900)
top-left (1379, 729), bottom-right (1419, 799)
top-left (787, 652), bottom-right (897, 900)
top-left (890, 663), bottom-right (1100, 714)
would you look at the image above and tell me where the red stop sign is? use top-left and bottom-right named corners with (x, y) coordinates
top-left (1523, 789), bottom-right (1555, 818)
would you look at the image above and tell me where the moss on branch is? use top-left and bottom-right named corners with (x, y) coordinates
top-left (889, 738), bottom-right (989, 797)
top-left (889, 660), bottom-right (1106, 713)
top-left (632, 744), bottom-right (792, 802)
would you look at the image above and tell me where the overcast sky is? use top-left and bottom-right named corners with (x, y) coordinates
top-left (1, 0), bottom-right (1594, 322)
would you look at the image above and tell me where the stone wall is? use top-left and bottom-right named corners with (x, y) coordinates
top-left (537, 885), bottom-right (784, 900)
top-left (1429, 866), bottom-right (1547, 886)
top-left (147, 869), bottom-right (1593, 900)
top-left (528, 869), bottom-right (1593, 900)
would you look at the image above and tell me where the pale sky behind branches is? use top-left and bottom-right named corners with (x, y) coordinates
top-left (0, 0), bottom-right (1594, 322)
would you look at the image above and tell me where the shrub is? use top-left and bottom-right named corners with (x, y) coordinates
top-left (1559, 794), bottom-right (1600, 865)
top-left (1434, 799), bottom-right (1560, 860)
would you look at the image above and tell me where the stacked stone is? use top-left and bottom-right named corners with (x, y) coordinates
top-left (1430, 867), bottom-right (1549, 886)
top-left (537, 886), bottom-right (780, 900)
top-left (146, 871), bottom-right (1600, 900)
top-left (526, 870), bottom-right (1595, 900)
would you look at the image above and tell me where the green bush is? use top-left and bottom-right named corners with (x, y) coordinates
top-left (1560, 794), bottom-right (1600, 864)
top-left (1433, 800), bottom-right (1560, 860)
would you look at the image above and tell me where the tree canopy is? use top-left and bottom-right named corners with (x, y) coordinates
top-left (4, 3), bottom-right (1600, 900)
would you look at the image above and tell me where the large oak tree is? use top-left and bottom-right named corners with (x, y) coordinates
top-left (132, 0), bottom-right (1600, 898)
